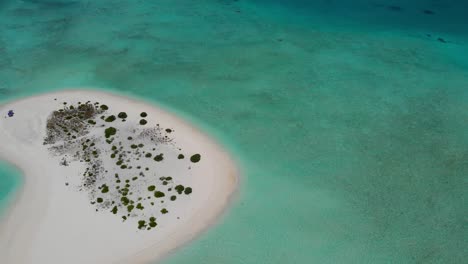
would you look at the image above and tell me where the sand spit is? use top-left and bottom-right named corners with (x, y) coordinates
top-left (0, 89), bottom-right (238, 264)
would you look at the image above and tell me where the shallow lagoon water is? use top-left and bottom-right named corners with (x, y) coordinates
top-left (0, 161), bottom-right (21, 215)
top-left (0, 0), bottom-right (467, 263)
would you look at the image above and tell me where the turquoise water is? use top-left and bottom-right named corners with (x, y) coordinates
top-left (0, 161), bottom-right (21, 215)
top-left (0, 0), bottom-right (467, 263)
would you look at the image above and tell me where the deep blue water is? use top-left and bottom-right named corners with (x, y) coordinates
top-left (0, 0), bottom-right (467, 263)
top-left (249, 0), bottom-right (468, 34)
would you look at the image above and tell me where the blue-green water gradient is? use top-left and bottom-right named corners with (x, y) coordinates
top-left (0, 0), bottom-right (467, 263)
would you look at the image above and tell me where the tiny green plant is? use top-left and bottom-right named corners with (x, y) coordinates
top-left (190, 154), bottom-right (201, 163)
top-left (175, 185), bottom-right (185, 194)
top-left (105, 115), bottom-right (116, 122)
top-left (154, 191), bottom-right (165, 198)
top-left (118, 112), bottom-right (128, 119)
top-left (154, 154), bottom-right (164, 161)
top-left (104, 127), bottom-right (117, 138)
top-left (184, 187), bottom-right (192, 195)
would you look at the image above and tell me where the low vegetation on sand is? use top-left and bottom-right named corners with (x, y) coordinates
top-left (44, 100), bottom-right (202, 231)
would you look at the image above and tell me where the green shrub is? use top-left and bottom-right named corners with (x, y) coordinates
top-left (149, 222), bottom-right (157, 228)
top-left (138, 143), bottom-right (144, 148)
top-left (140, 112), bottom-right (147, 117)
top-left (154, 154), bottom-right (164, 161)
top-left (105, 115), bottom-right (116, 122)
top-left (101, 185), bottom-right (109, 193)
top-left (100, 105), bottom-right (109, 110)
top-left (184, 187), bottom-right (192, 195)
top-left (190, 154), bottom-right (201, 163)
top-left (136, 203), bottom-right (144, 210)
top-left (104, 127), bottom-right (117, 138)
top-left (97, 197), bottom-right (103, 203)
top-left (138, 220), bottom-right (146, 229)
top-left (154, 191), bottom-right (165, 198)
top-left (118, 112), bottom-right (127, 118)
top-left (139, 119), bottom-right (147, 125)
top-left (177, 154), bottom-right (184, 159)
top-left (170, 195), bottom-right (177, 201)
top-left (161, 208), bottom-right (168, 214)
top-left (121, 196), bottom-right (130, 205)
top-left (148, 185), bottom-right (156, 191)
top-left (145, 153), bottom-right (152, 158)
top-left (175, 185), bottom-right (185, 194)
top-left (111, 206), bottom-right (118, 214)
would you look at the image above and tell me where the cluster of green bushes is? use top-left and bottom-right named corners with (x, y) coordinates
top-left (45, 101), bottom-right (204, 231)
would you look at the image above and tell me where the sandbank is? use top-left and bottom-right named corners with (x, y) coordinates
top-left (0, 89), bottom-right (239, 264)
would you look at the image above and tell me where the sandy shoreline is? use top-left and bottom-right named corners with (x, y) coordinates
top-left (0, 89), bottom-right (239, 264)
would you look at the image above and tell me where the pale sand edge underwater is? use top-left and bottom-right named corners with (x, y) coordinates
top-left (0, 89), bottom-right (240, 264)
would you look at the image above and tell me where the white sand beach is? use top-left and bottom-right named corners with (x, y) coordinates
top-left (0, 89), bottom-right (239, 264)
